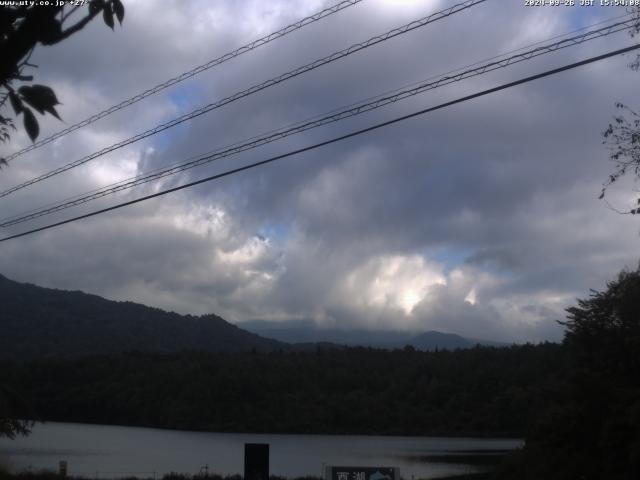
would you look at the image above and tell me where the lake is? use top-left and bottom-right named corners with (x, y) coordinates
top-left (0, 422), bottom-right (522, 479)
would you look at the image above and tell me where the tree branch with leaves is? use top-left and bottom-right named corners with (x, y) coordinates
top-left (601, 103), bottom-right (640, 215)
top-left (0, 0), bottom-right (125, 167)
top-left (600, 7), bottom-right (640, 214)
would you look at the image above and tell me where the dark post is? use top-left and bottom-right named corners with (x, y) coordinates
top-left (244, 443), bottom-right (269, 480)
top-left (58, 461), bottom-right (67, 478)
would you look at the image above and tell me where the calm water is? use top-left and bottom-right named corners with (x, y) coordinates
top-left (0, 422), bottom-right (521, 479)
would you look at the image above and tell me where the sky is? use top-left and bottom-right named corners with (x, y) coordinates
top-left (1, 0), bottom-right (639, 343)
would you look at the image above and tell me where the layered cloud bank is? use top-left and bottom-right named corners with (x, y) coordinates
top-left (1, 0), bottom-right (638, 342)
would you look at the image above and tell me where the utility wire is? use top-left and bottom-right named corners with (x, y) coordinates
top-left (0, 0), bottom-right (486, 199)
top-left (1, 43), bottom-right (638, 244)
top-left (0, 15), bottom-right (634, 228)
top-left (1, 0), bottom-right (365, 163)
top-left (0, 15), bottom-right (630, 226)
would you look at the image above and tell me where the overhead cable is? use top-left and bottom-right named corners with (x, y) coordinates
top-left (1, 43), bottom-right (638, 243)
top-left (1, 0), bottom-right (365, 163)
top-left (0, 0), bottom-right (486, 199)
top-left (0, 15), bottom-right (634, 228)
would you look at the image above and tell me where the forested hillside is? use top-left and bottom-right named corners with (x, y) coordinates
top-left (0, 274), bottom-right (283, 359)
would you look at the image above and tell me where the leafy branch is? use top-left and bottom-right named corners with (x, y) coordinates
top-left (0, 0), bottom-right (125, 166)
top-left (600, 7), bottom-right (640, 215)
top-left (601, 103), bottom-right (640, 214)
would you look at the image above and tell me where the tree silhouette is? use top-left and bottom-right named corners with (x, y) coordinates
top-left (499, 266), bottom-right (640, 480)
top-left (0, 384), bottom-right (33, 439)
top-left (0, 0), bottom-right (125, 166)
top-left (562, 265), bottom-right (640, 348)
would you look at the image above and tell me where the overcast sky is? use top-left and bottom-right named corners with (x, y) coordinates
top-left (1, 0), bottom-right (639, 342)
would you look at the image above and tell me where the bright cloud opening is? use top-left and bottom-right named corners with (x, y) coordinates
top-left (342, 254), bottom-right (447, 315)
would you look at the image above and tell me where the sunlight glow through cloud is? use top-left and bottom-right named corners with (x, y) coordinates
top-left (344, 255), bottom-right (447, 315)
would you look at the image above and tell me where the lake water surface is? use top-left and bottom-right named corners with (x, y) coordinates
top-left (0, 422), bottom-right (521, 479)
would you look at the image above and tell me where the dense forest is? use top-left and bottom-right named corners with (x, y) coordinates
top-left (0, 344), bottom-right (563, 437)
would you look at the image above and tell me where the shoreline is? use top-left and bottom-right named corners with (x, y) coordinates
top-left (14, 420), bottom-right (525, 442)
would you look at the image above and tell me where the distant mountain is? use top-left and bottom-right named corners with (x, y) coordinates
top-left (407, 331), bottom-right (473, 350)
top-left (0, 274), bottom-right (283, 360)
top-left (239, 319), bottom-right (413, 348)
top-left (240, 319), bottom-right (495, 351)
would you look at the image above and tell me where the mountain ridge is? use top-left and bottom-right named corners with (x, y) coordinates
top-left (240, 318), bottom-right (505, 350)
top-left (0, 274), bottom-right (504, 360)
top-left (0, 273), bottom-right (283, 360)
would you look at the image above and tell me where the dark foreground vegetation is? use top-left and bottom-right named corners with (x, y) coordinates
top-left (1, 266), bottom-right (639, 479)
top-left (493, 267), bottom-right (640, 480)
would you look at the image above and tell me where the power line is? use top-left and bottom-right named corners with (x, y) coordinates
top-left (1, 15), bottom-right (632, 226)
top-left (2, 43), bottom-right (637, 244)
top-left (1, 0), bottom-right (365, 163)
top-left (0, 15), bottom-right (634, 228)
top-left (0, 0), bottom-right (486, 199)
